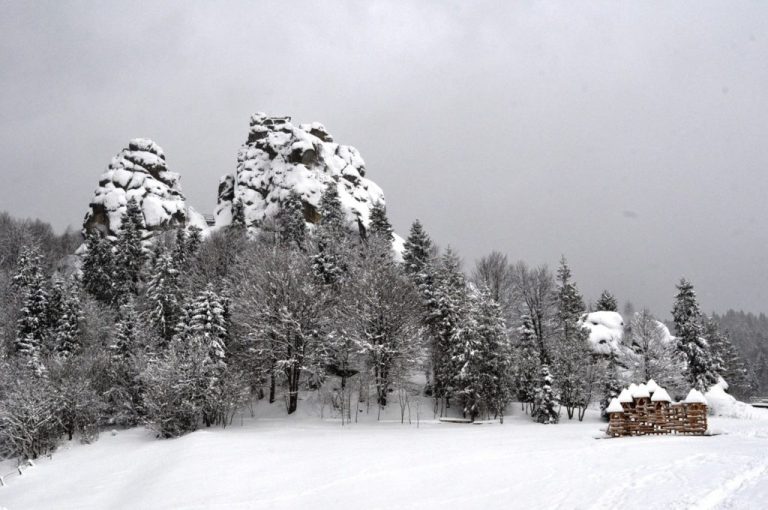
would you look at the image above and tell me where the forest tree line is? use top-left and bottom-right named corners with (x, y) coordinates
top-left (0, 189), bottom-right (762, 461)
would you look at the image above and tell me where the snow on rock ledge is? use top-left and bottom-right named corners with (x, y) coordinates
top-left (83, 138), bottom-right (203, 236)
top-left (215, 113), bottom-right (387, 236)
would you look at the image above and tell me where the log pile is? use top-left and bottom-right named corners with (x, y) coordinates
top-left (606, 381), bottom-right (708, 437)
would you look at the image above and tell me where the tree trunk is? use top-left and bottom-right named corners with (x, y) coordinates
top-left (269, 372), bottom-right (276, 404)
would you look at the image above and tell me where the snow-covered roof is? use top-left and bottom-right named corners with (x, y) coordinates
top-left (631, 384), bottom-right (650, 399)
top-left (579, 311), bottom-right (624, 355)
top-left (618, 388), bottom-right (633, 403)
top-left (684, 389), bottom-right (708, 405)
top-left (646, 379), bottom-right (659, 393)
top-left (651, 387), bottom-right (671, 402)
top-left (606, 398), bottom-right (624, 413)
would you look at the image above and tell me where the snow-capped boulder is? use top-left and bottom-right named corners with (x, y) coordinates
top-left (216, 113), bottom-right (388, 236)
top-left (83, 139), bottom-right (200, 236)
top-left (580, 311), bottom-right (624, 355)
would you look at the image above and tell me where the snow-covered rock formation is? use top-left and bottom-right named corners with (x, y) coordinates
top-left (83, 138), bottom-right (206, 237)
top-left (580, 311), bottom-right (625, 355)
top-left (215, 113), bottom-right (387, 234)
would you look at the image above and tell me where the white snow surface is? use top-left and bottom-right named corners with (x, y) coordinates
top-left (2, 397), bottom-right (767, 510)
top-left (579, 311), bottom-right (624, 355)
top-left (646, 379), bottom-right (659, 394)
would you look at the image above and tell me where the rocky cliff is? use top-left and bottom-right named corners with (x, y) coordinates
top-left (83, 138), bottom-right (205, 237)
top-left (215, 113), bottom-right (387, 235)
top-left (83, 114), bottom-right (397, 247)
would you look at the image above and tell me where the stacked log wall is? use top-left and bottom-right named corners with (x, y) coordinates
top-left (607, 398), bottom-right (707, 437)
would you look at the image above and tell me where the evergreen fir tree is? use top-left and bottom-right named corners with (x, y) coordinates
top-left (317, 182), bottom-right (346, 236)
top-left (595, 290), bottom-right (618, 312)
top-left (186, 226), bottom-right (203, 257)
top-left (81, 230), bottom-right (117, 305)
top-left (402, 220), bottom-right (432, 278)
top-left (107, 300), bottom-right (144, 426)
top-left (455, 287), bottom-right (513, 422)
top-left (553, 256), bottom-right (592, 419)
top-left (179, 284), bottom-right (228, 365)
top-left (173, 228), bottom-right (188, 269)
top-left (12, 245), bottom-right (45, 291)
top-left (704, 317), bottom-right (751, 396)
top-left (368, 201), bottom-right (393, 242)
top-left (113, 198), bottom-right (147, 299)
top-left (14, 247), bottom-right (49, 374)
top-left (145, 249), bottom-right (183, 344)
top-left (110, 301), bottom-right (139, 363)
top-left (532, 365), bottom-right (559, 424)
top-left (51, 281), bottom-right (82, 358)
top-left (514, 314), bottom-right (541, 413)
top-left (599, 353), bottom-right (622, 420)
top-left (276, 191), bottom-right (306, 248)
top-left (312, 184), bottom-right (350, 286)
top-left (425, 248), bottom-right (468, 412)
top-left (672, 278), bottom-right (718, 390)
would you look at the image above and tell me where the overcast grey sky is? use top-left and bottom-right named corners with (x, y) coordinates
top-left (2, 1), bottom-right (767, 316)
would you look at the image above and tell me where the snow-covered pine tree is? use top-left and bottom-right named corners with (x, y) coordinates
top-left (312, 183), bottom-right (349, 285)
top-left (595, 290), bottom-right (618, 312)
top-left (402, 219), bottom-right (432, 279)
top-left (425, 248), bottom-right (468, 414)
top-left (106, 300), bottom-right (143, 426)
top-left (275, 190), bottom-right (307, 249)
top-left (186, 226), bottom-right (203, 257)
top-left (552, 256), bottom-right (592, 419)
top-left (599, 353), bottom-right (622, 420)
top-left (113, 198), bottom-right (147, 299)
top-left (11, 245), bottom-right (45, 291)
top-left (672, 278), bottom-right (718, 391)
top-left (455, 287), bottom-right (513, 422)
top-left (173, 227), bottom-right (188, 269)
top-left (145, 248), bottom-right (183, 344)
top-left (51, 280), bottom-right (83, 359)
top-left (532, 364), bottom-right (559, 424)
top-left (81, 230), bottom-right (118, 305)
top-left (368, 201), bottom-right (393, 242)
top-left (703, 316), bottom-right (752, 397)
top-left (180, 284), bottom-right (229, 364)
top-left (14, 247), bottom-right (49, 376)
top-left (514, 314), bottom-right (541, 413)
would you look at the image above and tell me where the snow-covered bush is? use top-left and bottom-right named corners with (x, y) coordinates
top-left (141, 342), bottom-right (207, 438)
top-left (0, 363), bottom-right (62, 460)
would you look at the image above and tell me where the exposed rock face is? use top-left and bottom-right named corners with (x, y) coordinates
top-left (215, 113), bottom-right (386, 232)
top-left (83, 138), bottom-right (205, 236)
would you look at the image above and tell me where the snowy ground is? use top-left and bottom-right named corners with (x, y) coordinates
top-left (1, 399), bottom-right (767, 510)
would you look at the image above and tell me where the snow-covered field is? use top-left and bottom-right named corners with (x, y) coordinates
top-left (1, 400), bottom-right (767, 510)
